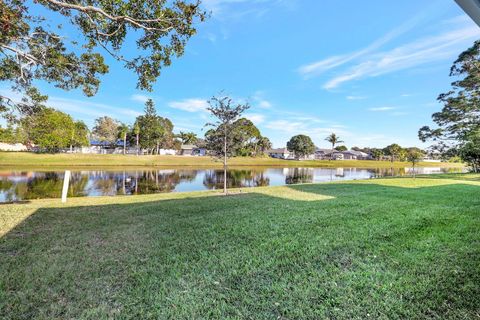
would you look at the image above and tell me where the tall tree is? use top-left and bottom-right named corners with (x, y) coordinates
top-left (419, 41), bottom-right (480, 170)
top-left (325, 133), bottom-right (344, 149)
top-left (287, 135), bottom-right (315, 160)
top-left (92, 116), bottom-right (119, 146)
top-left (205, 95), bottom-right (249, 195)
top-left (133, 122), bottom-right (140, 155)
top-left (118, 123), bottom-right (129, 155)
top-left (133, 99), bottom-right (173, 154)
top-left (0, 0), bottom-right (206, 118)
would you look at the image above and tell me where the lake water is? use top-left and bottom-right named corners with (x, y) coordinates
top-left (0, 166), bottom-right (464, 202)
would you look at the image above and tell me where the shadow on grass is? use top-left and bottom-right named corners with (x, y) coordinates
top-left (1, 181), bottom-right (479, 319)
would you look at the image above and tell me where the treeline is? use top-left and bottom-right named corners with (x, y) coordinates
top-left (0, 98), bottom-right (272, 156)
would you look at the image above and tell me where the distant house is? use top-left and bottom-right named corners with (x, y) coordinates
top-left (330, 150), bottom-right (371, 160)
top-left (315, 148), bottom-right (335, 160)
top-left (267, 148), bottom-right (292, 159)
top-left (179, 145), bottom-right (206, 156)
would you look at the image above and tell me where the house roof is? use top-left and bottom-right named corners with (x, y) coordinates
top-left (316, 148), bottom-right (335, 154)
top-left (455, 0), bottom-right (480, 26)
top-left (181, 144), bottom-right (197, 150)
top-left (268, 148), bottom-right (290, 153)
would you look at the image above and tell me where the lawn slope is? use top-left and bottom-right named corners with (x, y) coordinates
top-left (0, 151), bottom-right (463, 169)
top-left (1, 175), bottom-right (479, 319)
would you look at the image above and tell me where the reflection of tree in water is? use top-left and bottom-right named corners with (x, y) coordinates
top-left (203, 169), bottom-right (270, 190)
top-left (285, 168), bottom-right (314, 184)
top-left (125, 170), bottom-right (198, 195)
top-left (371, 167), bottom-right (406, 178)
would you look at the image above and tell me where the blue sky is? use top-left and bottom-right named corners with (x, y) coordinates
top-left (4, 0), bottom-right (480, 148)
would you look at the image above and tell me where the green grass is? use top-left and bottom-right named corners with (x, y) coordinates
top-left (0, 151), bottom-right (463, 169)
top-left (1, 175), bottom-right (479, 319)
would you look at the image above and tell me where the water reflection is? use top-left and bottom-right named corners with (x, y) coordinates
top-left (0, 166), bottom-right (464, 202)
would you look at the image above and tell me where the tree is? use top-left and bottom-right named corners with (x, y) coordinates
top-left (335, 145), bottom-right (348, 151)
top-left (370, 148), bottom-right (384, 161)
top-left (383, 144), bottom-right (403, 163)
top-left (118, 123), bottom-right (129, 155)
top-left (70, 120), bottom-right (90, 151)
top-left (419, 41), bottom-right (480, 154)
top-left (205, 95), bottom-right (249, 195)
top-left (459, 134), bottom-right (480, 172)
top-left (407, 148), bottom-right (425, 178)
top-left (178, 131), bottom-right (198, 145)
top-left (325, 133), bottom-right (344, 149)
top-left (92, 116), bottom-right (119, 146)
top-left (0, 0), bottom-right (206, 118)
top-left (133, 99), bottom-right (174, 154)
top-left (287, 135), bottom-right (315, 160)
top-left (133, 122), bottom-right (140, 155)
top-left (23, 107), bottom-right (75, 152)
top-left (256, 136), bottom-right (272, 156)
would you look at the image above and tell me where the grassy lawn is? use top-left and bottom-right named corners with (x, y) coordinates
top-left (1, 175), bottom-right (479, 319)
top-left (0, 151), bottom-right (463, 169)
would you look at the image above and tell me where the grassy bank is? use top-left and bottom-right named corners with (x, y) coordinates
top-left (1, 174), bottom-right (479, 319)
top-left (0, 151), bottom-right (463, 169)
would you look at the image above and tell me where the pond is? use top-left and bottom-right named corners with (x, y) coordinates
top-left (0, 166), bottom-right (464, 202)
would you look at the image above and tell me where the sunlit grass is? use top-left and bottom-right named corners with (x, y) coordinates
top-left (1, 175), bottom-right (479, 319)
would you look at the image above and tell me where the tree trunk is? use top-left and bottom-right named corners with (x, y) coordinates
top-left (223, 131), bottom-right (227, 195)
top-left (123, 133), bottom-right (126, 155)
top-left (136, 133), bottom-right (139, 156)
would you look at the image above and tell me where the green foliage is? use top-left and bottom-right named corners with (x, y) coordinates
top-left (383, 144), bottom-right (403, 162)
top-left (287, 134), bottom-right (315, 159)
top-left (325, 133), bottom-right (344, 148)
top-left (370, 148), bottom-right (384, 161)
top-left (71, 121), bottom-right (90, 148)
top-left (419, 41), bottom-right (480, 155)
top-left (406, 148), bottom-right (424, 168)
top-left (178, 131), bottom-right (198, 145)
top-left (134, 99), bottom-right (174, 153)
top-left (22, 108), bottom-right (75, 152)
top-left (92, 116), bottom-right (119, 145)
top-left (459, 134), bottom-right (480, 172)
top-left (205, 95), bottom-right (250, 159)
top-left (0, 124), bottom-right (26, 144)
top-left (0, 0), bottom-right (206, 117)
top-left (334, 145), bottom-right (348, 151)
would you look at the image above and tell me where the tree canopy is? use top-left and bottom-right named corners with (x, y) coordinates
top-left (419, 40), bottom-right (480, 171)
top-left (92, 116), bottom-right (119, 145)
top-left (287, 134), bottom-right (315, 159)
top-left (0, 0), bottom-right (206, 117)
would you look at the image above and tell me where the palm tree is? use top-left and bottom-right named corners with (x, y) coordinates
top-left (117, 123), bottom-right (129, 155)
top-left (133, 122), bottom-right (140, 156)
top-left (325, 133), bottom-right (344, 149)
top-left (178, 131), bottom-right (198, 145)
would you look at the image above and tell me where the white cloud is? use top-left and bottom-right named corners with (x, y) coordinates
top-left (298, 8), bottom-right (431, 78)
top-left (369, 106), bottom-right (395, 112)
top-left (323, 24), bottom-right (480, 89)
top-left (346, 95), bottom-right (367, 100)
top-left (244, 113), bottom-right (265, 124)
top-left (130, 94), bottom-right (150, 103)
top-left (168, 98), bottom-right (209, 113)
